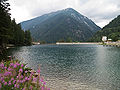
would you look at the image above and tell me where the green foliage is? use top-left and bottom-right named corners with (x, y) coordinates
top-left (40, 41), bottom-right (46, 44)
top-left (0, 0), bottom-right (32, 46)
top-left (0, 0), bottom-right (11, 47)
top-left (0, 60), bottom-right (50, 90)
top-left (89, 15), bottom-right (120, 42)
top-left (24, 30), bottom-right (32, 45)
top-left (0, 0), bottom-right (32, 60)
top-left (66, 37), bottom-right (72, 42)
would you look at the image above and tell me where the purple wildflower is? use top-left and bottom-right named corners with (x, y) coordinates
top-left (17, 80), bottom-right (20, 83)
top-left (25, 77), bottom-right (28, 81)
top-left (4, 82), bottom-right (7, 85)
top-left (0, 83), bottom-right (1, 88)
top-left (25, 71), bottom-right (28, 73)
top-left (11, 77), bottom-right (14, 81)
top-left (21, 64), bottom-right (24, 67)
top-left (14, 64), bottom-right (17, 68)
top-left (43, 81), bottom-right (46, 85)
top-left (8, 67), bottom-right (13, 71)
top-left (13, 80), bottom-right (16, 84)
top-left (16, 62), bottom-right (20, 66)
top-left (17, 85), bottom-right (19, 88)
top-left (41, 86), bottom-right (44, 90)
top-left (8, 82), bottom-right (11, 85)
top-left (19, 68), bottom-right (23, 73)
top-left (29, 86), bottom-right (32, 90)
top-left (4, 67), bottom-right (7, 69)
top-left (20, 75), bottom-right (23, 79)
top-left (22, 88), bottom-right (26, 90)
top-left (33, 77), bottom-right (37, 82)
top-left (10, 63), bottom-right (14, 67)
top-left (2, 80), bottom-right (5, 83)
top-left (17, 75), bottom-right (19, 78)
top-left (14, 84), bottom-right (17, 88)
top-left (40, 77), bottom-right (44, 82)
top-left (0, 77), bottom-right (4, 82)
top-left (0, 63), bottom-right (4, 67)
top-left (4, 71), bottom-right (10, 76)
top-left (37, 69), bottom-right (40, 73)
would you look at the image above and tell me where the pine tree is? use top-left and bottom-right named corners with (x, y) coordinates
top-left (0, 0), bottom-right (11, 47)
top-left (24, 30), bottom-right (32, 45)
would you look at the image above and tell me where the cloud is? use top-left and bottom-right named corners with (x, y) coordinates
top-left (9, 0), bottom-right (120, 27)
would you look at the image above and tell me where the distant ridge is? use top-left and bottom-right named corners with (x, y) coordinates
top-left (21, 8), bottom-right (101, 43)
top-left (89, 15), bottom-right (120, 42)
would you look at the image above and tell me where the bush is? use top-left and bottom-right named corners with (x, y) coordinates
top-left (0, 60), bottom-right (50, 90)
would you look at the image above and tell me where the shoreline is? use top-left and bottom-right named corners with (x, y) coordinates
top-left (56, 42), bottom-right (102, 45)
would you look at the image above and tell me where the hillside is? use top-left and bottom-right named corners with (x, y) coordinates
top-left (89, 15), bottom-right (120, 42)
top-left (21, 8), bottom-right (101, 43)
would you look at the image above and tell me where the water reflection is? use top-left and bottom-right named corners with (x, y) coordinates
top-left (8, 45), bottom-right (120, 90)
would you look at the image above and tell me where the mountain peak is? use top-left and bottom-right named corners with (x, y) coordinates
top-left (64, 8), bottom-right (77, 12)
top-left (21, 8), bottom-right (100, 43)
top-left (64, 8), bottom-right (75, 11)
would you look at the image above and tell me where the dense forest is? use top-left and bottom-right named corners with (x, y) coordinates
top-left (0, 0), bottom-right (32, 59)
top-left (89, 15), bottom-right (120, 42)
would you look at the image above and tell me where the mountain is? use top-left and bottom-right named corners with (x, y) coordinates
top-left (89, 15), bottom-right (120, 42)
top-left (21, 8), bottom-right (101, 43)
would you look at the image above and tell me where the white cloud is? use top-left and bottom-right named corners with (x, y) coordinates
top-left (9, 0), bottom-right (120, 27)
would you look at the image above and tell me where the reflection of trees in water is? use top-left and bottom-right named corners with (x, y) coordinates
top-left (0, 47), bottom-right (8, 61)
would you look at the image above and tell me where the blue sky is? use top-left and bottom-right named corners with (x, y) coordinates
top-left (9, 0), bottom-right (120, 27)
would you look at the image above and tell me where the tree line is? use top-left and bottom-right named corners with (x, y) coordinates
top-left (0, 0), bottom-right (32, 47)
top-left (88, 15), bottom-right (120, 42)
top-left (0, 0), bottom-right (32, 60)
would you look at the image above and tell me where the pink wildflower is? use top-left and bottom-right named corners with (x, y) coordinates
top-left (14, 64), bottom-right (17, 68)
top-left (25, 77), bottom-right (28, 81)
top-left (0, 63), bottom-right (4, 67)
top-left (0, 83), bottom-right (2, 88)
top-left (25, 71), bottom-right (28, 73)
top-left (10, 63), bottom-right (14, 67)
top-left (4, 82), bottom-right (7, 85)
top-left (29, 86), bottom-right (32, 90)
top-left (17, 85), bottom-right (19, 88)
top-left (4, 67), bottom-right (7, 69)
top-left (4, 71), bottom-right (11, 76)
top-left (19, 68), bottom-right (23, 73)
top-left (8, 81), bottom-right (12, 85)
top-left (33, 77), bottom-right (37, 82)
top-left (21, 64), bottom-right (24, 67)
top-left (43, 81), bottom-right (46, 85)
top-left (37, 69), bottom-right (40, 73)
top-left (16, 62), bottom-right (20, 66)
top-left (11, 77), bottom-right (14, 81)
top-left (8, 67), bottom-right (13, 71)
top-left (20, 75), bottom-right (23, 79)
top-left (14, 84), bottom-right (17, 88)
top-left (41, 86), bottom-right (44, 90)
top-left (13, 80), bottom-right (16, 84)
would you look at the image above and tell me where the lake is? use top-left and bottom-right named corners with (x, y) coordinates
top-left (8, 44), bottom-right (120, 90)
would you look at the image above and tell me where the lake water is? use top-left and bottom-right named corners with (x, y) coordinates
top-left (8, 44), bottom-right (120, 90)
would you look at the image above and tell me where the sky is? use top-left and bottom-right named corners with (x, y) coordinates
top-left (9, 0), bottom-right (120, 28)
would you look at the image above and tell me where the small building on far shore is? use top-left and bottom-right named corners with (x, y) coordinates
top-left (32, 42), bottom-right (40, 45)
top-left (107, 39), bottom-right (112, 42)
top-left (102, 36), bottom-right (107, 42)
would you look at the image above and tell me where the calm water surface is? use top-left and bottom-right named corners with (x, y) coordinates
top-left (8, 44), bottom-right (120, 90)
